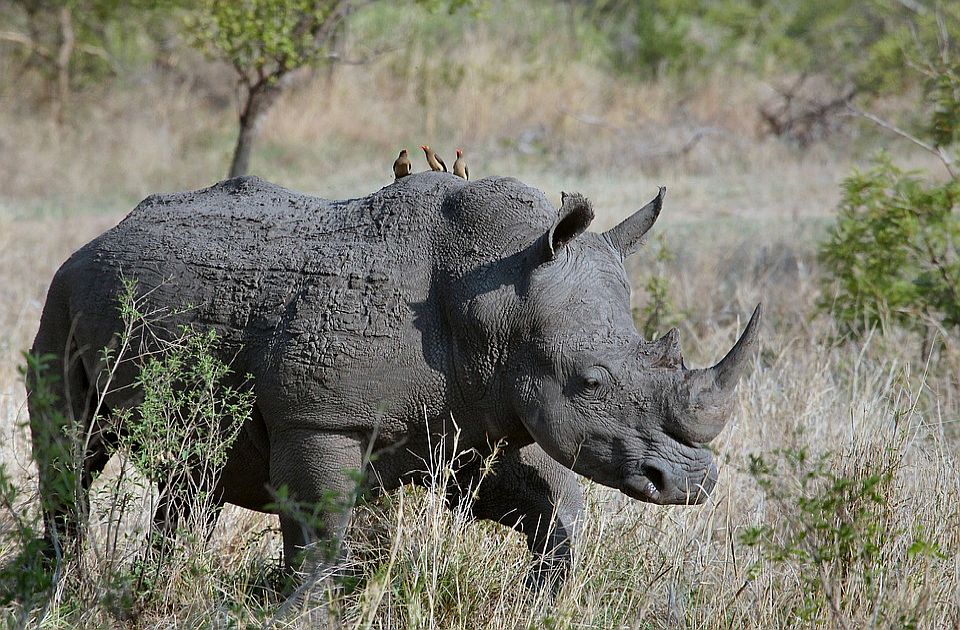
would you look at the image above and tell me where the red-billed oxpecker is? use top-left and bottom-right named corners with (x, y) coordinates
top-left (421, 145), bottom-right (447, 172)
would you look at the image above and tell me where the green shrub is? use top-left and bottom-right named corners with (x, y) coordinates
top-left (1, 281), bottom-right (258, 625)
top-left (635, 235), bottom-right (685, 340)
top-left (818, 154), bottom-right (960, 338)
top-left (593, 0), bottom-right (706, 78)
top-left (818, 33), bottom-right (960, 342)
top-left (121, 325), bottom-right (251, 488)
top-left (0, 463), bottom-right (53, 616)
top-left (742, 445), bottom-right (946, 627)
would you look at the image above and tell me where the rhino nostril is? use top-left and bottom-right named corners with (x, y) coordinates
top-left (641, 464), bottom-right (667, 493)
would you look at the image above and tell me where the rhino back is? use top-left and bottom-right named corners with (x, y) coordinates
top-left (52, 173), bottom-right (562, 437)
top-left (62, 177), bottom-right (452, 395)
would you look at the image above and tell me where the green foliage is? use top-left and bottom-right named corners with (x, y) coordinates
top-left (182, 0), bottom-right (474, 176)
top-left (3, 352), bottom-right (82, 618)
top-left (184, 0), bottom-right (473, 81)
top-left (706, 1), bottom-right (957, 94)
top-left (818, 155), bottom-right (960, 336)
top-left (636, 235), bottom-right (685, 340)
top-left (1, 0), bottom-right (180, 90)
top-left (0, 280), bottom-right (258, 623)
top-left (113, 280), bottom-right (253, 574)
top-left (709, 2), bottom-right (878, 88)
top-left (0, 464), bottom-right (53, 612)
top-left (582, 0), bottom-right (960, 93)
top-left (183, 0), bottom-right (343, 79)
top-left (827, 161), bottom-right (960, 335)
top-left (590, 0), bottom-right (706, 78)
top-left (121, 326), bottom-right (251, 480)
top-left (18, 350), bottom-right (78, 525)
top-left (742, 446), bottom-right (946, 626)
top-left (818, 25), bottom-right (960, 340)
top-left (925, 56), bottom-right (960, 149)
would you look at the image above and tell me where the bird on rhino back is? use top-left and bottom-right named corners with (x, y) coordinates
top-left (27, 171), bottom-right (760, 591)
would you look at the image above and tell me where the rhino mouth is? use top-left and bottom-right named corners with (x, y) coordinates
top-left (621, 476), bottom-right (662, 503)
top-left (620, 464), bottom-right (667, 504)
top-left (621, 463), bottom-right (714, 505)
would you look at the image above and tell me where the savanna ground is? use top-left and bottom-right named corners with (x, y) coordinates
top-left (1, 1), bottom-right (959, 628)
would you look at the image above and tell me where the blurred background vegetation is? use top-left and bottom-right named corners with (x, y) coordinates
top-left (0, 1), bottom-right (954, 189)
top-left (2, 2), bottom-right (960, 627)
top-left (2, 0), bottom-right (957, 341)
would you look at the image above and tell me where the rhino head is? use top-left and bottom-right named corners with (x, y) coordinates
top-left (499, 187), bottom-right (761, 505)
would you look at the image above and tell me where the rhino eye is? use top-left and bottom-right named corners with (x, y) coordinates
top-left (580, 366), bottom-right (611, 394)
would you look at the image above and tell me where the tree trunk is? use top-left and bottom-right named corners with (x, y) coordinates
top-left (54, 5), bottom-right (74, 127)
top-left (228, 79), bottom-right (283, 178)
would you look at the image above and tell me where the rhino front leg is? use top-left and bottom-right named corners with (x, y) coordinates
top-left (269, 429), bottom-right (366, 574)
top-left (453, 443), bottom-right (584, 592)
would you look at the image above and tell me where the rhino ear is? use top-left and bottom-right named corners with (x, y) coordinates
top-left (604, 187), bottom-right (666, 258)
top-left (544, 192), bottom-right (594, 260)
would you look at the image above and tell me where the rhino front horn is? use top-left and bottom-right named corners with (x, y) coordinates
top-left (604, 186), bottom-right (666, 258)
top-left (707, 303), bottom-right (762, 391)
top-left (680, 304), bottom-right (762, 443)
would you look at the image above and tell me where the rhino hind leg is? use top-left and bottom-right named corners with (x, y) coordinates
top-left (219, 404), bottom-right (273, 512)
top-left (449, 443), bottom-right (584, 593)
top-left (268, 429), bottom-right (367, 574)
top-left (27, 307), bottom-right (117, 557)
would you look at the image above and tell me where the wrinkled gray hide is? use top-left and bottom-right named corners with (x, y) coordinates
top-left (28, 172), bottom-right (760, 589)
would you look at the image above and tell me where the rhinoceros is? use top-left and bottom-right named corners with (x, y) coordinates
top-left (28, 172), bottom-right (760, 587)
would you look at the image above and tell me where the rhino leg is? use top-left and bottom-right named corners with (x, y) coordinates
top-left (27, 313), bottom-right (117, 555)
top-left (219, 405), bottom-right (273, 511)
top-left (449, 443), bottom-right (584, 593)
top-left (269, 429), bottom-right (366, 574)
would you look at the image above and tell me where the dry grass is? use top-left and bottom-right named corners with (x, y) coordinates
top-left (1, 3), bottom-right (959, 627)
top-left (0, 1), bottom-right (862, 218)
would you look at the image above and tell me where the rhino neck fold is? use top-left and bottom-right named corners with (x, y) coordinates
top-left (442, 305), bottom-right (528, 443)
top-left (429, 179), bottom-right (558, 445)
top-left (436, 276), bottom-right (532, 445)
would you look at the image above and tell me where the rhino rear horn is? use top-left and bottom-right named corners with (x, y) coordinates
top-left (544, 192), bottom-right (595, 260)
top-left (604, 187), bottom-right (665, 258)
top-left (680, 304), bottom-right (762, 442)
top-left (648, 327), bottom-right (682, 368)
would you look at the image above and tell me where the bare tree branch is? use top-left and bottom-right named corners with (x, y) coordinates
top-left (556, 106), bottom-right (732, 159)
top-left (848, 105), bottom-right (956, 178)
top-left (0, 29), bottom-right (52, 61)
top-left (325, 43), bottom-right (400, 66)
top-left (759, 77), bottom-right (856, 146)
top-left (556, 106), bottom-right (627, 134)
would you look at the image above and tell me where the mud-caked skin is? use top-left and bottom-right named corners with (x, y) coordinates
top-left (28, 171), bottom-right (760, 589)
